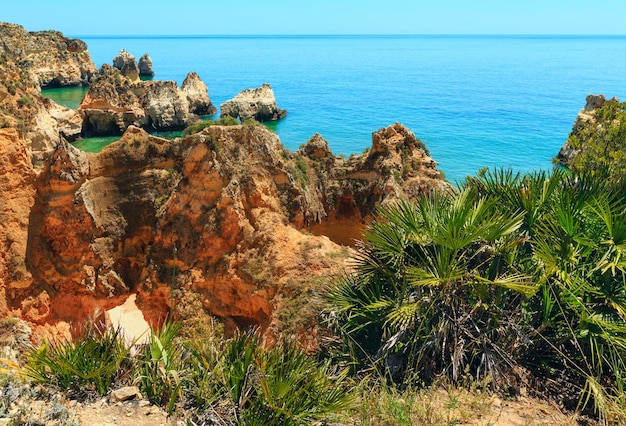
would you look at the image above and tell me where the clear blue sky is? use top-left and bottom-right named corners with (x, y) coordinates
top-left (4, 0), bottom-right (626, 36)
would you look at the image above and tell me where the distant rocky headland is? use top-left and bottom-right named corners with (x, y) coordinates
top-left (0, 22), bottom-right (451, 340)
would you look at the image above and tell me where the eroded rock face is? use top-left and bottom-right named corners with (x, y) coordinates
top-left (0, 129), bottom-right (37, 315)
top-left (41, 98), bottom-right (83, 142)
top-left (182, 72), bottom-right (217, 116)
top-left (300, 123), bottom-right (449, 244)
top-left (8, 121), bottom-right (447, 336)
top-left (138, 53), bottom-right (155, 77)
top-left (112, 49), bottom-right (140, 81)
top-left (79, 65), bottom-right (215, 136)
top-left (0, 23), bottom-right (96, 88)
top-left (0, 23), bottom-right (96, 152)
top-left (220, 83), bottom-right (287, 122)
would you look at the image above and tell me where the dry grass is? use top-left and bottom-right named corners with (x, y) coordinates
top-left (344, 381), bottom-right (582, 426)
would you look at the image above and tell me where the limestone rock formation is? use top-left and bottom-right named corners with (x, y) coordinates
top-left (112, 49), bottom-right (140, 81)
top-left (299, 123), bottom-right (449, 244)
top-left (44, 98), bottom-right (83, 142)
top-left (182, 72), bottom-right (217, 116)
top-left (220, 83), bottom-right (287, 122)
top-left (5, 120), bottom-right (447, 337)
top-left (0, 23), bottom-right (96, 88)
top-left (0, 23), bottom-right (96, 152)
top-left (138, 53), bottom-right (155, 77)
top-left (0, 129), bottom-right (37, 316)
top-left (79, 65), bottom-right (215, 136)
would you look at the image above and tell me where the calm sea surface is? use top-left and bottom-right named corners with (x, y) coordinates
top-left (58, 35), bottom-right (626, 183)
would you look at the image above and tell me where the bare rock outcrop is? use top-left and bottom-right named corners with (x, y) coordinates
top-left (0, 23), bottom-right (96, 88)
top-left (44, 99), bottom-right (83, 142)
top-left (79, 65), bottom-right (215, 136)
top-left (138, 53), bottom-right (155, 77)
top-left (298, 122), bottom-right (449, 244)
top-left (112, 49), bottom-right (140, 81)
top-left (220, 83), bottom-right (287, 122)
top-left (0, 23), bottom-right (96, 152)
top-left (6, 121), bottom-right (447, 337)
top-left (182, 72), bottom-right (217, 116)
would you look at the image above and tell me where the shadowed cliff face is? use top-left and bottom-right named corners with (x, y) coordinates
top-left (0, 129), bottom-right (37, 317)
top-left (0, 22), bottom-right (93, 325)
top-left (7, 122), bottom-right (448, 334)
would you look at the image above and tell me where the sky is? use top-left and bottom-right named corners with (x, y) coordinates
top-left (3, 0), bottom-right (626, 36)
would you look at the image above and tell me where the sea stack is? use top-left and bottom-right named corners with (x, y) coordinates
top-left (220, 83), bottom-right (287, 122)
top-left (112, 49), bottom-right (139, 80)
top-left (182, 71), bottom-right (217, 115)
top-left (138, 53), bottom-right (155, 77)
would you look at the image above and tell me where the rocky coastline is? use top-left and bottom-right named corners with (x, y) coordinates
top-left (78, 64), bottom-right (216, 136)
top-left (0, 22), bottom-right (448, 340)
top-left (1, 20), bottom-right (615, 349)
top-left (0, 21), bottom-right (621, 426)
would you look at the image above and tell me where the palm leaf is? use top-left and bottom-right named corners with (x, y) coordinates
top-left (473, 273), bottom-right (537, 296)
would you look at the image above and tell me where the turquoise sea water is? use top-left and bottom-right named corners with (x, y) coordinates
top-left (72, 135), bottom-right (120, 153)
top-left (62, 35), bottom-right (626, 183)
top-left (42, 86), bottom-right (88, 109)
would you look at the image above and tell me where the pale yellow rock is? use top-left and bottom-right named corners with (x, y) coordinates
top-left (106, 295), bottom-right (150, 345)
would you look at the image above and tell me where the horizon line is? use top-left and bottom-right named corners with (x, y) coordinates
top-left (72, 33), bottom-right (626, 38)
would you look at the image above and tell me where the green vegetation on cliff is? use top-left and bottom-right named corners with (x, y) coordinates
top-left (557, 98), bottom-right (626, 179)
top-left (182, 116), bottom-right (239, 136)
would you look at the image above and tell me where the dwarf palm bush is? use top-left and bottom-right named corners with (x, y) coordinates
top-left (328, 169), bottom-right (626, 420)
top-left (244, 339), bottom-right (355, 425)
top-left (187, 331), bottom-right (356, 425)
top-left (327, 188), bottom-right (535, 386)
top-left (527, 177), bottom-right (626, 419)
top-left (24, 326), bottom-right (133, 396)
top-left (136, 320), bottom-right (184, 413)
top-left (466, 169), bottom-right (626, 419)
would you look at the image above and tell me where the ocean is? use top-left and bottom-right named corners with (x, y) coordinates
top-left (51, 35), bottom-right (626, 184)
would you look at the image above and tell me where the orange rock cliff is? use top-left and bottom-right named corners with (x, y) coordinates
top-left (0, 23), bottom-right (449, 339)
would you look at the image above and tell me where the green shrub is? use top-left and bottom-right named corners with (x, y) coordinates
top-left (136, 320), bottom-right (183, 413)
top-left (187, 331), bottom-right (356, 425)
top-left (17, 95), bottom-right (33, 107)
top-left (327, 188), bottom-right (532, 385)
top-left (218, 115), bottom-right (239, 126)
top-left (182, 116), bottom-right (239, 137)
top-left (243, 118), bottom-right (260, 127)
top-left (293, 155), bottom-right (309, 185)
top-left (466, 169), bottom-right (626, 420)
top-left (24, 320), bottom-right (355, 422)
top-left (328, 168), bottom-right (626, 421)
top-left (24, 326), bottom-right (134, 396)
top-left (558, 99), bottom-right (626, 181)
